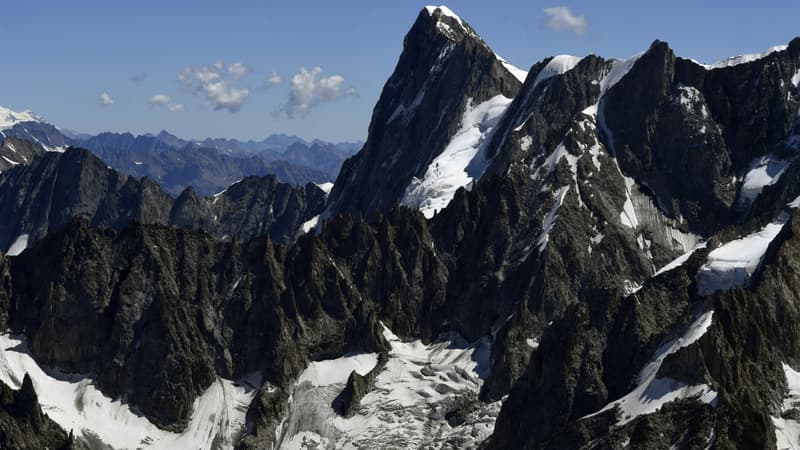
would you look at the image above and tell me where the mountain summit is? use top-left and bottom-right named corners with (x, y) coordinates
top-left (327, 5), bottom-right (525, 217)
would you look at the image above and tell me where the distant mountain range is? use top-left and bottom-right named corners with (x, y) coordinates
top-left (0, 106), bottom-right (361, 195)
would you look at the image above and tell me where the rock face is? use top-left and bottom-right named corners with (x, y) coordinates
top-left (327, 6), bottom-right (523, 216)
top-left (602, 40), bottom-right (800, 234)
top-left (1, 6), bottom-right (800, 450)
top-left (0, 147), bottom-right (326, 251)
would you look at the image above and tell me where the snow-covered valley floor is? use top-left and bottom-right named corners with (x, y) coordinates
top-left (276, 325), bottom-right (501, 449)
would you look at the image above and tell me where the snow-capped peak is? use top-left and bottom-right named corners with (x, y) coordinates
top-left (423, 6), bottom-right (527, 84)
top-left (423, 5), bottom-right (479, 41)
top-left (424, 5), bottom-right (463, 23)
top-left (0, 106), bottom-right (41, 131)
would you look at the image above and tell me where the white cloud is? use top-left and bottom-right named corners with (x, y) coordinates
top-left (99, 93), bottom-right (114, 106)
top-left (282, 66), bottom-right (357, 118)
top-left (228, 63), bottom-right (248, 80)
top-left (542, 6), bottom-right (587, 35)
top-left (149, 94), bottom-right (172, 107)
top-left (179, 62), bottom-right (251, 113)
top-left (150, 95), bottom-right (184, 112)
top-left (266, 71), bottom-right (282, 86)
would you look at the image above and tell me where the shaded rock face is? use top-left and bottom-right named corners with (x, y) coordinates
top-left (602, 41), bottom-right (800, 234)
top-left (327, 7), bottom-right (522, 216)
top-left (0, 147), bottom-right (326, 251)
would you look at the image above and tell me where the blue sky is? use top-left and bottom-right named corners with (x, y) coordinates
top-left (2, 0), bottom-right (798, 142)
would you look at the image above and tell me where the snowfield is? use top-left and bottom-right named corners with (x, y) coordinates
top-left (0, 334), bottom-right (260, 449)
top-left (739, 154), bottom-right (791, 205)
top-left (276, 325), bottom-right (500, 449)
top-left (402, 95), bottom-right (513, 218)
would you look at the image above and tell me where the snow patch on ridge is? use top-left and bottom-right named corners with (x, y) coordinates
top-left (0, 334), bottom-right (259, 449)
top-left (697, 213), bottom-right (789, 295)
top-left (706, 45), bottom-right (787, 69)
top-left (583, 311), bottom-right (717, 425)
top-left (1, 155), bottom-right (19, 166)
top-left (532, 55), bottom-right (583, 90)
top-left (653, 242), bottom-right (708, 277)
top-left (402, 95), bottom-right (513, 218)
top-left (315, 182), bottom-right (334, 196)
top-left (738, 154), bottom-right (792, 206)
top-left (537, 187), bottom-right (569, 253)
top-left (495, 54), bottom-right (528, 83)
top-left (619, 175), bottom-right (639, 229)
top-left (6, 234), bottom-right (29, 256)
top-left (600, 53), bottom-right (644, 95)
top-left (300, 215), bottom-right (321, 235)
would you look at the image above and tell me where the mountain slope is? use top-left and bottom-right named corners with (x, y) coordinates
top-left (327, 6), bottom-right (524, 217)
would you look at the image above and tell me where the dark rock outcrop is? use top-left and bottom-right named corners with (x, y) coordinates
top-left (0, 148), bottom-right (326, 251)
top-left (333, 352), bottom-right (389, 417)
